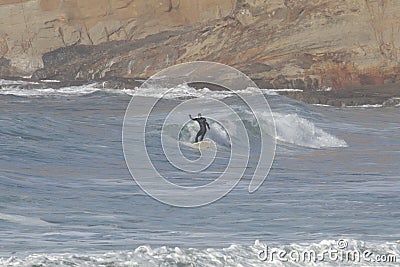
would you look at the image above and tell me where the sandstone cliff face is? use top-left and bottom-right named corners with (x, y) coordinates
top-left (0, 0), bottom-right (235, 72)
top-left (1, 0), bottom-right (400, 91)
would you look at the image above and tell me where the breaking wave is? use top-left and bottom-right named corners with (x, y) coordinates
top-left (0, 80), bottom-right (347, 148)
top-left (1, 240), bottom-right (398, 266)
top-left (0, 81), bottom-right (278, 98)
top-left (271, 112), bottom-right (348, 148)
top-left (238, 110), bottom-right (347, 148)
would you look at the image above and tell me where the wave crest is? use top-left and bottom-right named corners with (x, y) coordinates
top-left (2, 240), bottom-right (398, 266)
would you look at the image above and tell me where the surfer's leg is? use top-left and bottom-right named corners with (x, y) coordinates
top-left (199, 129), bottom-right (207, 142)
top-left (200, 132), bottom-right (206, 141)
top-left (195, 129), bottom-right (205, 142)
top-left (195, 131), bottom-right (201, 143)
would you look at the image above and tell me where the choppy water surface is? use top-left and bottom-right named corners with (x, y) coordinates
top-left (0, 80), bottom-right (398, 266)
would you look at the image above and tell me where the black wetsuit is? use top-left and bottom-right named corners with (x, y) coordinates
top-left (190, 116), bottom-right (210, 143)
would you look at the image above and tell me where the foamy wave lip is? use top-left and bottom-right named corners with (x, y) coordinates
top-left (1, 240), bottom-right (398, 266)
top-left (275, 112), bottom-right (348, 148)
top-left (256, 111), bottom-right (348, 148)
top-left (41, 79), bottom-right (61, 83)
top-left (128, 83), bottom-right (217, 99)
top-left (266, 88), bottom-right (303, 92)
top-left (122, 84), bottom-right (277, 99)
top-left (0, 79), bottom-right (40, 86)
top-left (347, 104), bottom-right (384, 108)
top-left (115, 84), bottom-right (280, 98)
top-left (0, 83), bottom-right (99, 97)
top-left (0, 80), bottom-right (278, 99)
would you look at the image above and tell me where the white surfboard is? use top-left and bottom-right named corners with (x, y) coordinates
top-left (189, 140), bottom-right (213, 150)
top-left (182, 140), bottom-right (212, 150)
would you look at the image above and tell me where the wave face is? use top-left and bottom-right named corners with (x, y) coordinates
top-left (177, 110), bottom-right (347, 149)
top-left (139, 83), bottom-right (348, 149)
top-left (1, 240), bottom-right (398, 266)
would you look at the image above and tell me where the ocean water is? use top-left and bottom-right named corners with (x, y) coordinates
top-left (0, 80), bottom-right (399, 266)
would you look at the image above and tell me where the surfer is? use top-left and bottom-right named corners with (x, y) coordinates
top-left (189, 113), bottom-right (210, 143)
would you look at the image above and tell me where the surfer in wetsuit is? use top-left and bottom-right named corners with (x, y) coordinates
top-left (189, 113), bottom-right (210, 143)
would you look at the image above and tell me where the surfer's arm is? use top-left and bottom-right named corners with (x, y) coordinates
top-left (206, 121), bottom-right (210, 130)
top-left (189, 115), bottom-right (197, 121)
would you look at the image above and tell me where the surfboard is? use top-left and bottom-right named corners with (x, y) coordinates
top-left (189, 140), bottom-right (213, 150)
top-left (182, 140), bottom-right (212, 150)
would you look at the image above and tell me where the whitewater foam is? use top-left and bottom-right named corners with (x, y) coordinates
top-left (0, 83), bottom-right (100, 97)
top-left (347, 104), bottom-right (384, 108)
top-left (0, 79), bottom-right (40, 86)
top-left (241, 110), bottom-right (347, 148)
top-left (266, 88), bottom-right (303, 92)
top-left (123, 84), bottom-right (279, 99)
top-left (272, 112), bottom-right (348, 148)
top-left (1, 240), bottom-right (397, 266)
top-left (0, 81), bottom-right (278, 98)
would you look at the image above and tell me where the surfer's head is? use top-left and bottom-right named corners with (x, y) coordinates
top-left (198, 113), bottom-right (202, 117)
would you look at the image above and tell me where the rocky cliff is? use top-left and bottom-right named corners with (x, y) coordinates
top-left (1, 0), bottom-right (400, 97)
top-left (0, 0), bottom-right (235, 73)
